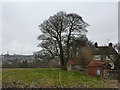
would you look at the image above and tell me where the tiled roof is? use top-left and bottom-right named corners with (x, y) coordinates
top-left (93, 46), bottom-right (118, 55)
top-left (88, 61), bottom-right (108, 67)
top-left (68, 60), bottom-right (80, 65)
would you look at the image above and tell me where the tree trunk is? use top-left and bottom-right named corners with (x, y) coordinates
top-left (60, 54), bottom-right (65, 69)
top-left (66, 31), bottom-right (71, 65)
top-left (60, 57), bottom-right (67, 70)
top-left (59, 44), bottom-right (67, 70)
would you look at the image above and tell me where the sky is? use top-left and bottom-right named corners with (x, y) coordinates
top-left (0, 2), bottom-right (118, 55)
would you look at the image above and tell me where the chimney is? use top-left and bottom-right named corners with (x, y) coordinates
top-left (109, 42), bottom-right (112, 47)
top-left (94, 42), bottom-right (98, 48)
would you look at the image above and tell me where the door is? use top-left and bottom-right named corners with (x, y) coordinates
top-left (96, 68), bottom-right (100, 76)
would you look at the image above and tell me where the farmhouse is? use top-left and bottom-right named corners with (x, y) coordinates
top-left (88, 42), bottom-right (118, 77)
top-left (67, 42), bottom-right (118, 77)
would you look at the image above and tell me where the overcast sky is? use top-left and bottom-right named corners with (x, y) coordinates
top-left (0, 2), bottom-right (118, 55)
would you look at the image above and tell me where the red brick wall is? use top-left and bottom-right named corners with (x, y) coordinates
top-left (88, 67), bottom-right (96, 76)
top-left (89, 67), bottom-right (104, 77)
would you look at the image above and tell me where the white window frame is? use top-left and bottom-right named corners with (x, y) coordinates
top-left (96, 68), bottom-right (100, 76)
top-left (106, 55), bottom-right (113, 60)
top-left (94, 55), bottom-right (101, 60)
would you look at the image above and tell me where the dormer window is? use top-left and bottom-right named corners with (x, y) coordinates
top-left (106, 55), bottom-right (113, 60)
top-left (94, 55), bottom-right (101, 60)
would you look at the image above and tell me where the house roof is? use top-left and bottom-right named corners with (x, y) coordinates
top-left (68, 60), bottom-right (80, 65)
top-left (93, 46), bottom-right (117, 55)
top-left (88, 61), bottom-right (108, 67)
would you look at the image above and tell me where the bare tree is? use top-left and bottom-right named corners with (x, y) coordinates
top-left (38, 11), bottom-right (89, 70)
top-left (68, 35), bottom-right (93, 60)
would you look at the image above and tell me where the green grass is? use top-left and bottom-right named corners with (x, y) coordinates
top-left (2, 68), bottom-right (118, 88)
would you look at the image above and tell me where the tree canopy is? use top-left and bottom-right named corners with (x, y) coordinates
top-left (37, 11), bottom-right (89, 70)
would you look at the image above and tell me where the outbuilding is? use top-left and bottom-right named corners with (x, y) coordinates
top-left (66, 60), bottom-right (81, 71)
top-left (88, 61), bottom-right (111, 77)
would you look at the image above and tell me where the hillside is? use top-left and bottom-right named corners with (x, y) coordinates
top-left (2, 68), bottom-right (118, 88)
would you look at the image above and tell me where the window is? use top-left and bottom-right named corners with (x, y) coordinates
top-left (96, 68), bottom-right (100, 76)
top-left (94, 55), bottom-right (101, 60)
top-left (106, 55), bottom-right (113, 60)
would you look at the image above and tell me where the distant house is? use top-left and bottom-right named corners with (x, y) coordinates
top-left (88, 42), bottom-right (118, 77)
top-left (67, 60), bottom-right (81, 71)
top-left (2, 53), bottom-right (34, 64)
top-left (66, 46), bottom-right (93, 71)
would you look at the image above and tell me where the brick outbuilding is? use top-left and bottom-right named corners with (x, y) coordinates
top-left (88, 61), bottom-right (111, 77)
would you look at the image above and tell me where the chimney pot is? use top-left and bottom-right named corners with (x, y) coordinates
top-left (94, 42), bottom-right (98, 48)
top-left (109, 42), bottom-right (112, 47)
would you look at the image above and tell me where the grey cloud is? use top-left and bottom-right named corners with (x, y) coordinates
top-left (1, 2), bottom-right (118, 55)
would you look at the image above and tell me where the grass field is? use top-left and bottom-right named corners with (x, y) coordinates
top-left (2, 68), bottom-right (118, 88)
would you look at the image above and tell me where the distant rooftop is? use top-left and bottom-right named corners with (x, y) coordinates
top-left (68, 60), bottom-right (80, 65)
top-left (93, 42), bottom-right (118, 55)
